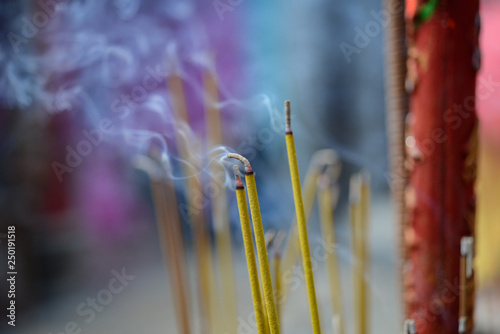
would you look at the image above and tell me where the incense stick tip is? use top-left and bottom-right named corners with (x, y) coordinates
top-left (227, 153), bottom-right (253, 174)
top-left (285, 100), bottom-right (292, 133)
top-left (233, 165), bottom-right (244, 188)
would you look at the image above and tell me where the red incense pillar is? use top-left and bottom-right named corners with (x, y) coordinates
top-left (403, 1), bottom-right (479, 333)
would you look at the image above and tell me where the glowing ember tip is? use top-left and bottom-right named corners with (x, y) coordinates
top-left (233, 165), bottom-right (244, 188)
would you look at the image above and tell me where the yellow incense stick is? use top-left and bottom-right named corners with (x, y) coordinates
top-left (274, 231), bottom-right (286, 325)
top-left (284, 101), bottom-right (322, 334)
top-left (274, 254), bottom-right (281, 324)
top-left (203, 68), bottom-right (237, 334)
top-left (359, 172), bottom-right (371, 334)
top-left (228, 153), bottom-right (280, 334)
top-left (234, 166), bottom-right (267, 334)
top-left (317, 175), bottom-right (344, 334)
top-left (280, 149), bottom-right (340, 304)
top-left (350, 174), bottom-right (363, 334)
top-left (264, 230), bottom-right (278, 334)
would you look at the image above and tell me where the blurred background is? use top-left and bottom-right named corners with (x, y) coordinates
top-left (0, 0), bottom-right (499, 333)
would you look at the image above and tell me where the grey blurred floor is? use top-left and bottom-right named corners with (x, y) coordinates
top-left (8, 194), bottom-right (400, 334)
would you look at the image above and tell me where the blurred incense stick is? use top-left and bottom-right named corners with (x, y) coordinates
top-left (359, 172), bottom-right (371, 334)
top-left (317, 174), bottom-right (344, 334)
top-left (350, 174), bottom-right (363, 334)
top-left (203, 67), bottom-right (237, 334)
top-left (350, 172), bottom-right (371, 334)
top-left (133, 154), bottom-right (191, 334)
top-left (274, 231), bottom-right (286, 325)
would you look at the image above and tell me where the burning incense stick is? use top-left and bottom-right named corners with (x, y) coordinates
top-left (459, 237), bottom-right (474, 334)
top-left (280, 149), bottom-right (340, 303)
top-left (227, 153), bottom-right (280, 334)
top-left (284, 100), bottom-right (322, 334)
top-left (403, 319), bottom-right (417, 334)
top-left (234, 165), bottom-right (267, 334)
top-left (317, 174), bottom-right (344, 334)
top-left (133, 154), bottom-right (191, 334)
top-left (203, 68), bottom-right (237, 334)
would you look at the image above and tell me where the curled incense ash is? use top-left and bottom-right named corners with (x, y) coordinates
top-left (227, 153), bottom-right (253, 174)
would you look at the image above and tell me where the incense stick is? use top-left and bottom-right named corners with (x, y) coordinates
top-left (133, 154), bottom-right (191, 334)
top-left (263, 230), bottom-right (277, 334)
top-left (350, 172), bottom-right (371, 334)
top-left (359, 172), bottom-right (371, 334)
top-left (349, 174), bottom-right (362, 334)
top-left (228, 153), bottom-right (280, 334)
top-left (284, 100), bottom-right (322, 334)
top-left (203, 68), bottom-right (237, 334)
top-left (234, 165), bottom-right (267, 334)
top-left (280, 149), bottom-right (340, 304)
top-left (274, 231), bottom-right (286, 325)
top-left (317, 174), bottom-right (344, 334)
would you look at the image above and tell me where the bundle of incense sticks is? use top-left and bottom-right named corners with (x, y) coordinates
top-left (203, 67), bottom-right (238, 333)
top-left (165, 62), bottom-right (238, 334)
top-left (167, 67), bottom-right (217, 333)
top-left (138, 85), bottom-right (479, 334)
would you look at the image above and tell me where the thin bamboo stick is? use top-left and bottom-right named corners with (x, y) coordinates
top-left (280, 149), bottom-right (340, 303)
top-left (284, 101), bottom-right (322, 334)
